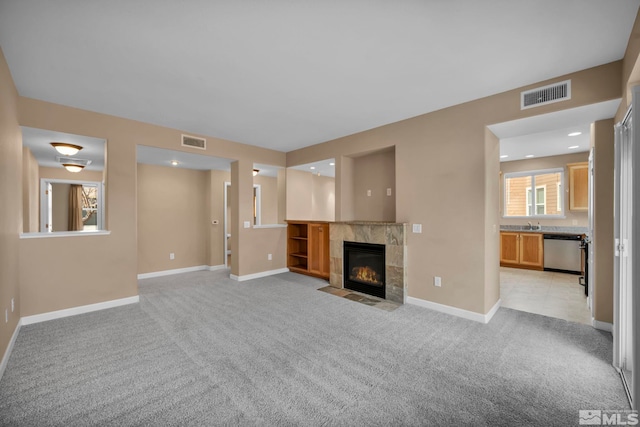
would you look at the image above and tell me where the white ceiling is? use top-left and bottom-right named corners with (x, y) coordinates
top-left (289, 159), bottom-right (336, 178)
top-left (137, 145), bottom-right (233, 171)
top-left (491, 99), bottom-right (621, 162)
top-left (22, 127), bottom-right (106, 171)
top-left (1, 1), bottom-right (638, 153)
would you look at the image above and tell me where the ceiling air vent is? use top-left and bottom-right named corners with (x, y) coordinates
top-left (181, 134), bottom-right (206, 150)
top-left (521, 80), bottom-right (571, 110)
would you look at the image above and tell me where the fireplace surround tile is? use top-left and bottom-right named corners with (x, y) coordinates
top-left (330, 222), bottom-right (407, 304)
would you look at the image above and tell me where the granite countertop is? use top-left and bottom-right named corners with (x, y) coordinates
top-left (500, 225), bottom-right (588, 235)
top-left (332, 221), bottom-right (408, 225)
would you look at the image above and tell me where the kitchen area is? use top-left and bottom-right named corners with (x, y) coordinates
top-left (498, 151), bottom-right (591, 324)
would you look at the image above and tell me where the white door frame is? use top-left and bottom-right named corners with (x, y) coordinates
top-left (224, 182), bottom-right (231, 268)
top-left (613, 90), bottom-right (638, 410)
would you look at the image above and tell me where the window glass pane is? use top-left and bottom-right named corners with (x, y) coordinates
top-left (536, 172), bottom-right (562, 215)
top-left (504, 170), bottom-right (562, 217)
top-left (505, 175), bottom-right (532, 216)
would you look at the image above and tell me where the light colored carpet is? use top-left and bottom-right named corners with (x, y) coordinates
top-left (0, 270), bottom-right (629, 426)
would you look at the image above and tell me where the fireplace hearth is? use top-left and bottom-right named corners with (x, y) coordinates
top-left (344, 241), bottom-right (385, 298)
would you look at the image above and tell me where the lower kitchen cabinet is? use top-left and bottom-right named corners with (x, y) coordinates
top-left (500, 232), bottom-right (544, 270)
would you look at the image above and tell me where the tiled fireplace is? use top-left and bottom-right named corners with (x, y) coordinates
top-left (329, 222), bottom-right (407, 304)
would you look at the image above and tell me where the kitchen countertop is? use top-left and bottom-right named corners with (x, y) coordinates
top-left (500, 225), bottom-right (588, 235)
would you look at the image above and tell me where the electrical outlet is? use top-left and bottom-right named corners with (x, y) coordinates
top-left (268, 253), bottom-right (272, 261)
top-left (434, 276), bottom-right (442, 287)
top-left (4, 309), bottom-right (7, 323)
top-left (387, 188), bottom-right (392, 196)
top-left (169, 253), bottom-right (175, 260)
top-left (11, 298), bottom-right (14, 312)
top-left (244, 221), bottom-right (251, 228)
top-left (367, 190), bottom-right (372, 197)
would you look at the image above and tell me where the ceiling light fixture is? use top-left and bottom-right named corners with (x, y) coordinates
top-left (500, 155), bottom-right (508, 159)
top-left (63, 163), bottom-right (85, 173)
top-left (525, 154), bottom-right (535, 158)
top-left (310, 166), bottom-right (315, 170)
top-left (568, 132), bottom-right (582, 137)
top-left (568, 145), bottom-right (580, 149)
top-left (329, 162), bottom-right (335, 166)
top-left (51, 142), bottom-right (82, 156)
top-left (171, 160), bottom-right (179, 166)
top-left (253, 169), bottom-right (260, 176)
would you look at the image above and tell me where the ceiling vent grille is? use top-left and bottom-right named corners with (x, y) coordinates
top-left (56, 156), bottom-right (92, 166)
top-left (521, 80), bottom-right (571, 109)
top-left (181, 134), bottom-right (206, 150)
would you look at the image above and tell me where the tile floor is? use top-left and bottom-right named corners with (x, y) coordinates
top-left (318, 286), bottom-right (400, 311)
top-left (500, 267), bottom-right (591, 325)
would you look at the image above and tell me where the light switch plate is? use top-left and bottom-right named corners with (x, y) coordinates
top-left (412, 224), bottom-right (422, 233)
top-left (387, 188), bottom-right (392, 196)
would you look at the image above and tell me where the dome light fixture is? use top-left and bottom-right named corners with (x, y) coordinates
top-left (51, 142), bottom-right (83, 156)
top-left (63, 163), bottom-right (85, 173)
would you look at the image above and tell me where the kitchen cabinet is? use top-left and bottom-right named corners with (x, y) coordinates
top-left (568, 162), bottom-right (589, 211)
top-left (500, 232), bottom-right (544, 270)
top-left (287, 221), bottom-right (330, 279)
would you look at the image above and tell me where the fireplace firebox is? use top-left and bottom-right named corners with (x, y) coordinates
top-left (343, 241), bottom-right (385, 298)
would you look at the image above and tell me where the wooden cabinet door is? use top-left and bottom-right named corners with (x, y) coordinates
top-left (500, 232), bottom-right (519, 265)
top-left (568, 162), bottom-right (589, 211)
top-left (309, 223), bottom-right (329, 278)
top-left (519, 233), bottom-right (543, 268)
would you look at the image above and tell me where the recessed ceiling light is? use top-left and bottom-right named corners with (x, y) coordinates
top-left (525, 154), bottom-right (535, 158)
top-left (568, 145), bottom-right (580, 149)
top-left (310, 166), bottom-right (315, 170)
top-left (500, 155), bottom-right (508, 159)
top-left (171, 160), bottom-right (179, 166)
top-left (329, 162), bottom-right (335, 166)
top-left (568, 132), bottom-right (582, 137)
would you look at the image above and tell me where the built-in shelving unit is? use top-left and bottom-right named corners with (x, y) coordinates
top-left (287, 221), bottom-right (329, 279)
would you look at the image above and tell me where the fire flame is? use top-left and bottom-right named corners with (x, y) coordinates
top-left (351, 266), bottom-right (381, 285)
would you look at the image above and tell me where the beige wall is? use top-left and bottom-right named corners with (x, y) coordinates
top-left (18, 97), bottom-right (285, 317)
top-left (286, 169), bottom-right (335, 221)
top-left (311, 175), bottom-right (336, 222)
top-left (22, 147), bottom-right (39, 232)
top-left (254, 175), bottom-right (278, 225)
top-left (591, 119), bottom-right (615, 324)
top-left (353, 148), bottom-right (395, 221)
top-left (40, 166), bottom-right (104, 182)
top-left (484, 128), bottom-right (500, 312)
top-left (0, 47), bottom-right (21, 365)
top-left (287, 61), bottom-right (621, 315)
top-left (51, 183), bottom-right (71, 232)
top-left (499, 152), bottom-right (590, 227)
top-left (137, 164), bottom-right (209, 274)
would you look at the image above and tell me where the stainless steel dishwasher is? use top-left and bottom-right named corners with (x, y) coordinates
top-left (542, 234), bottom-right (583, 275)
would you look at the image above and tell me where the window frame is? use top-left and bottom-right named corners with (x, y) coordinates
top-left (503, 167), bottom-right (565, 219)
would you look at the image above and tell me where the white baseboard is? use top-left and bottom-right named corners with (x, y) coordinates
top-left (230, 268), bottom-right (290, 282)
top-left (592, 319), bottom-right (613, 332)
top-left (0, 320), bottom-right (21, 382)
top-left (138, 265), bottom-right (228, 279)
top-left (407, 296), bottom-right (502, 324)
top-left (20, 296), bottom-right (140, 326)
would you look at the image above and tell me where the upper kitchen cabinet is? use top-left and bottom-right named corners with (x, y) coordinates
top-left (568, 162), bottom-right (588, 211)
